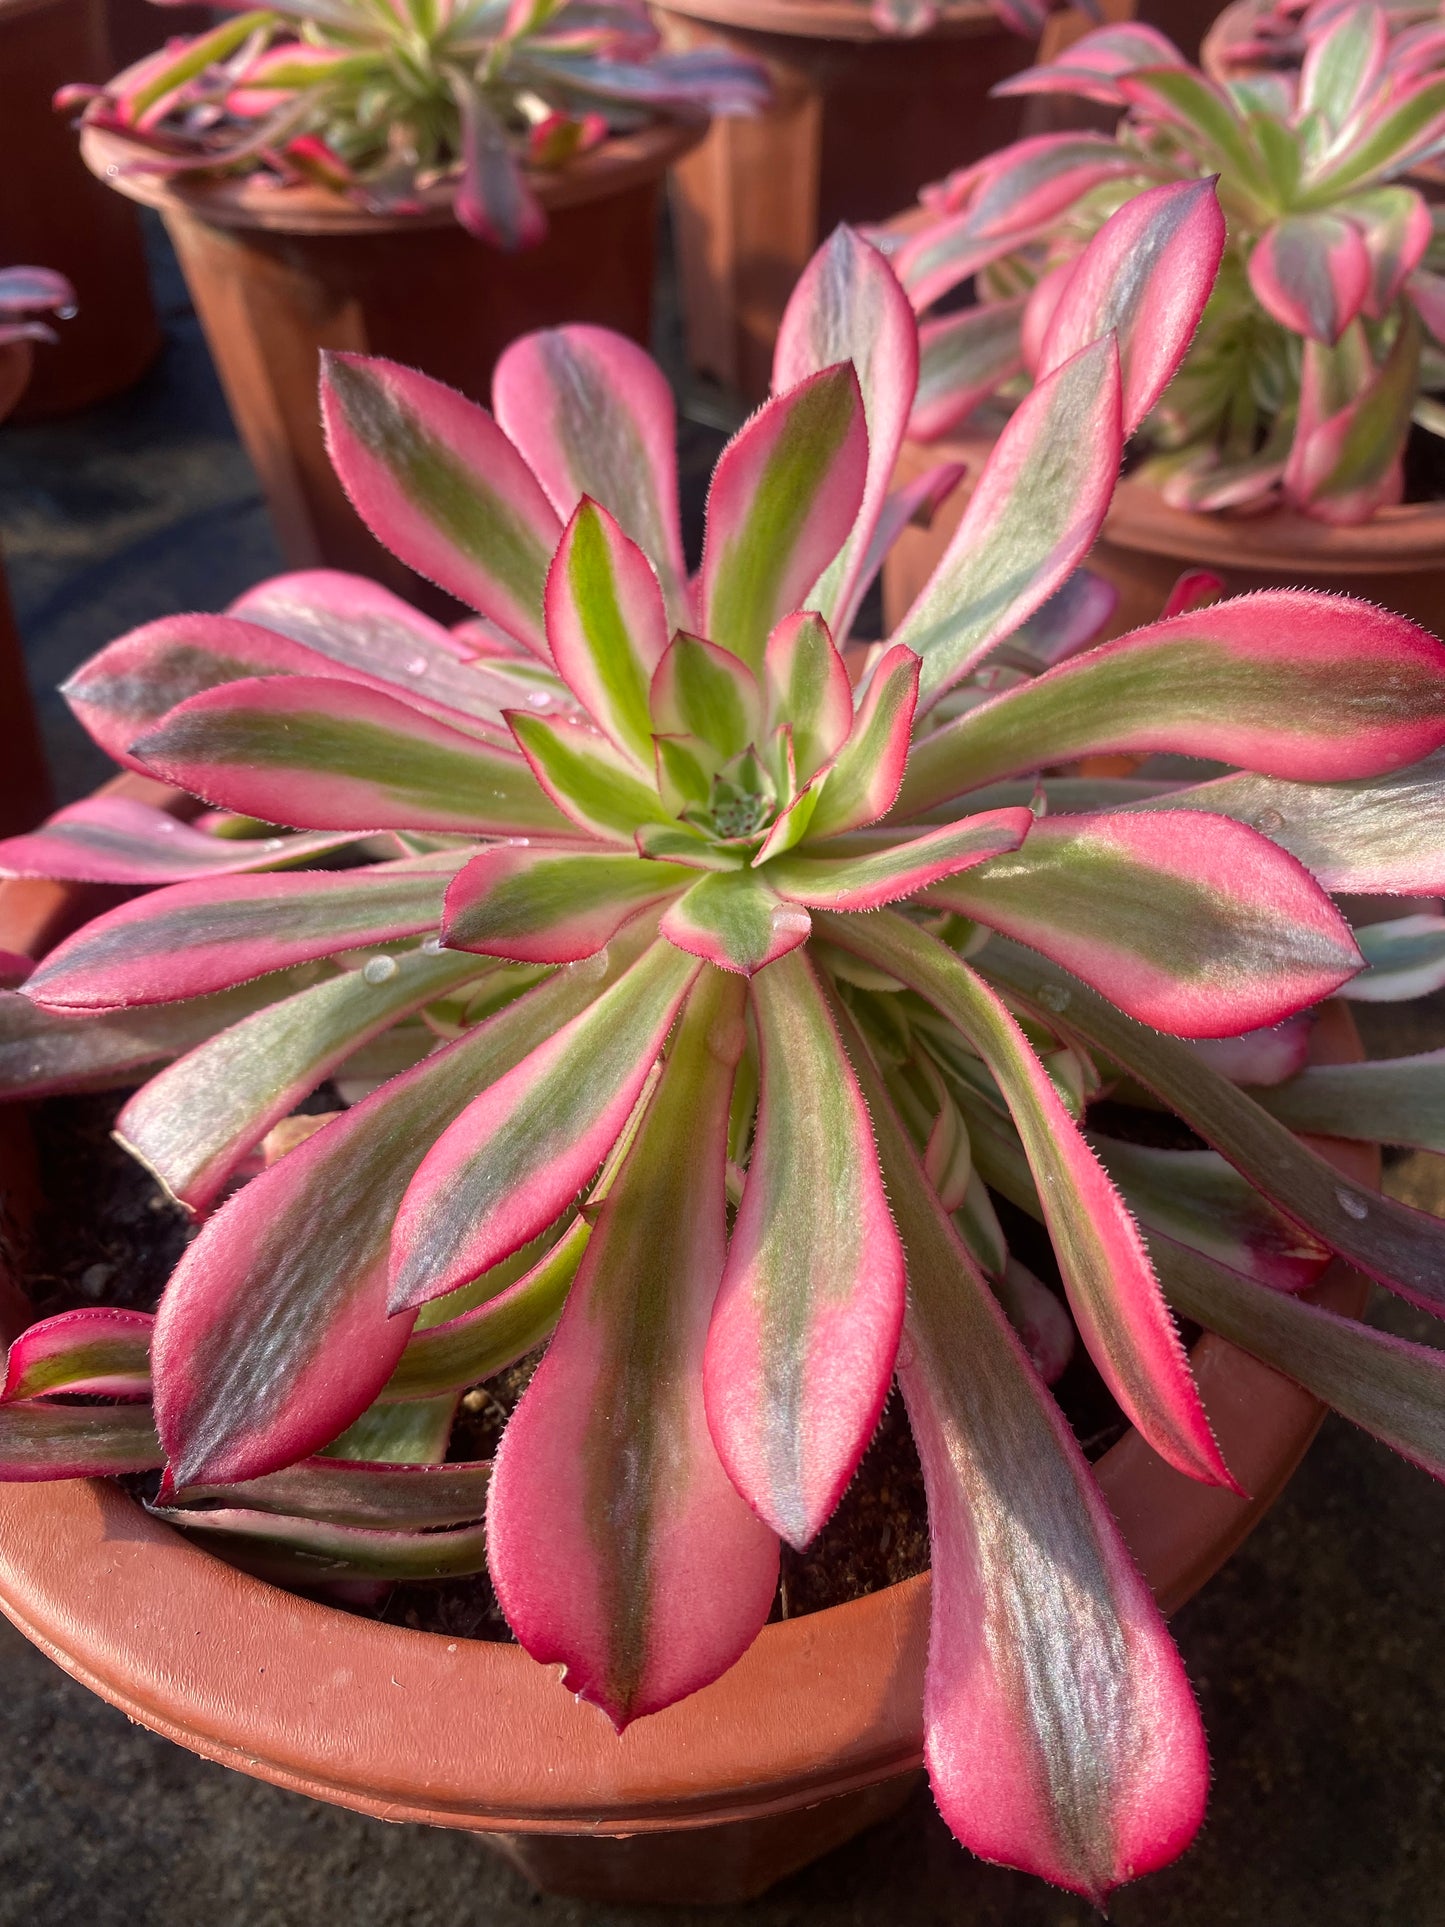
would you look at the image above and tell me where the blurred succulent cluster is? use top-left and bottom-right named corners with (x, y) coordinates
top-left (891, 8), bottom-right (1445, 520)
top-left (8, 196), bottom-right (1445, 1899)
top-left (59, 0), bottom-right (768, 248)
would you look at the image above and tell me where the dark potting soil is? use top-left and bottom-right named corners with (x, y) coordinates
top-left (21, 1088), bottom-right (1130, 1642)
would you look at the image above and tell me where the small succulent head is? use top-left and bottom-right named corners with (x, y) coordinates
top-left (61, 0), bottom-right (768, 248)
top-left (0, 264), bottom-right (75, 417)
top-left (893, 8), bottom-right (1445, 520)
top-left (9, 200), bottom-right (1445, 1900)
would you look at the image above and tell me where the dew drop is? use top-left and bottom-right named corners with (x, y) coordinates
top-left (1037, 983), bottom-right (1071, 1013)
top-left (404, 654), bottom-right (428, 676)
top-left (106, 164), bottom-right (119, 177)
top-left (1335, 1187), bottom-right (1369, 1221)
top-left (1253, 808), bottom-right (1286, 834)
top-left (263, 837), bottom-right (285, 852)
top-left (525, 690), bottom-right (553, 710)
top-left (56, 304), bottom-right (78, 321)
top-left (422, 935), bottom-right (445, 954)
top-left (155, 818), bottom-right (176, 833)
top-left (363, 955), bottom-right (399, 984)
top-left (566, 948), bottom-right (609, 981)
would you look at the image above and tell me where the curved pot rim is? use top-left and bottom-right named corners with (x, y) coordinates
top-left (80, 115), bottom-right (704, 237)
top-left (652, 0), bottom-right (1003, 43)
top-left (0, 777), bottom-right (1376, 1837)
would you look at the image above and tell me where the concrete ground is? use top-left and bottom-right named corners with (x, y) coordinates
top-left (1, 221), bottom-right (1444, 1927)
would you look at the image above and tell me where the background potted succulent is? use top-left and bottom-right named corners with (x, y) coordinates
top-left (67, 0), bottom-right (768, 603)
top-left (881, 10), bottom-right (1445, 638)
top-left (0, 0), bottom-right (160, 419)
top-left (6, 194), bottom-right (1445, 1905)
top-left (653, 0), bottom-right (1104, 406)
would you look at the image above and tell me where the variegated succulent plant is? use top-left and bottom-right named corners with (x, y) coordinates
top-left (10, 198), bottom-right (1445, 1899)
top-left (892, 7), bottom-right (1445, 520)
top-left (60, 0), bottom-right (767, 249)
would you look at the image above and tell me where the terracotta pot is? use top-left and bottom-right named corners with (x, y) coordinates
top-left (0, 344), bottom-right (57, 836)
top-left (655, 0), bottom-right (1044, 403)
top-left (0, 787), bottom-right (1378, 1904)
top-left (81, 118), bottom-right (703, 607)
top-left (884, 429), bottom-right (1445, 640)
top-left (0, 0), bottom-right (161, 419)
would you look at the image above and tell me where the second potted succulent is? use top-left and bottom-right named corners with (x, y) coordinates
top-left (68, 0), bottom-right (767, 599)
top-left (5, 191), bottom-right (1445, 1906)
top-left (881, 12), bottom-right (1445, 635)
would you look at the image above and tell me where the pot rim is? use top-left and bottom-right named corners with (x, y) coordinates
top-left (80, 115), bottom-right (704, 237)
top-left (0, 773), bottom-right (1376, 1836)
top-left (652, 0), bottom-right (1003, 42)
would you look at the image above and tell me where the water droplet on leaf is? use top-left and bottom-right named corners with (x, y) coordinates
top-left (363, 955), bottom-right (399, 984)
top-left (422, 935), bottom-right (444, 954)
top-left (1037, 983), bottom-right (1071, 1012)
top-left (404, 654), bottom-right (428, 676)
top-left (1335, 1188), bottom-right (1369, 1221)
top-left (1253, 808), bottom-right (1285, 834)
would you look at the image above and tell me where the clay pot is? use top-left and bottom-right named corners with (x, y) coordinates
top-left (884, 430), bottom-right (1445, 640)
top-left (655, 0), bottom-right (1041, 404)
top-left (0, 0), bottom-right (161, 420)
top-left (0, 782), bottom-right (1378, 1904)
top-left (80, 118), bottom-right (703, 607)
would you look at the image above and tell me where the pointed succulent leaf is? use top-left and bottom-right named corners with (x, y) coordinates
top-left (1299, 0), bottom-right (1388, 127)
top-left (489, 969), bottom-right (779, 1727)
top-left (1303, 74), bottom-right (1445, 197)
top-left (926, 810), bottom-right (1362, 1036)
top-left (452, 78), bottom-right (546, 251)
top-left (1336, 914), bottom-right (1445, 1001)
top-left (772, 225), bottom-right (920, 632)
top-left (838, 999), bottom-right (1208, 1902)
top-left (704, 949), bottom-right (903, 1548)
top-left (151, 950), bottom-right (638, 1487)
top-left (993, 1257), bottom-right (1075, 1386)
top-left (172, 1455), bottom-right (492, 1528)
top-left (1159, 1237), bottom-right (1445, 1485)
top-left (1095, 1136), bottom-right (1330, 1292)
top-left (1040, 180), bottom-right (1225, 435)
top-left (767, 805), bottom-right (1032, 911)
top-left (117, 945), bottom-right (487, 1214)
top-left (389, 939), bottom-right (699, 1310)
top-left (25, 855), bottom-right (465, 1009)
top-left (59, 610), bottom-right (510, 773)
top-left (1248, 214), bottom-right (1371, 345)
top-left (650, 631), bottom-right (762, 759)
top-left (992, 20), bottom-right (1185, 103)
top-left (507, 709), bottom-right (670, 841)
top-left (232, 568), bottom-right (563, 722)
top-left (443, 846), bottom-right (694, 962)
top-left (1258, 1049), bottom-right (1445, 1153)
top-left (890, 338), bottom-right (1124, 705)
top-left (762, 612), bottom-right (852, 786)
top-left (0, 969), bottom-right (324, 1100)
top-left (911, 299), bottom-right (1025, 443)
top-left (492, 324), bottom-right (688, 622)
top-left (981, 938), bottom-right (1445, 1323)
top-left (819, 910), bottom-right (1234, 1488)
top-left (132, 676), bottom-right (568, 836)
top-left (0, 1401), bottom-right (162, 1479)
top-left (699, 364), bottom-right (869, 672)
top-left (321, 352), bottom-right (560, 653)
top-left (3, 1308), bottom-right (153, 1402)
top-left (1138, 752), bottom-right (1445, 895)
top-left (1116, 69), bottom-right (1268, 187)
top-left (1285, 308), bottom-right (1420, 520)
top-left (0, 796), bottom-right (354, 885)
top-left (545, 499), bottom-right (669, 765)
top-left (894, 136), bottom-right (1143, 311)
top-left (660, 869), bottom-right (811, 975)
top-left (898, 592), bottom-right (1445, 814)
top-left (802, 644), bottom-right (919, 839)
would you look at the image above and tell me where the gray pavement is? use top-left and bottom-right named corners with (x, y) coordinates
top-left (1, 218), bottom-right (1443, 1927)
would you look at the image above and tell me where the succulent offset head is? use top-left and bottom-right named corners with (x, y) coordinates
top-left (893, 11), bottom-right (1445, 521)
top-left (9, 204), bottom-right (1445, 1903)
